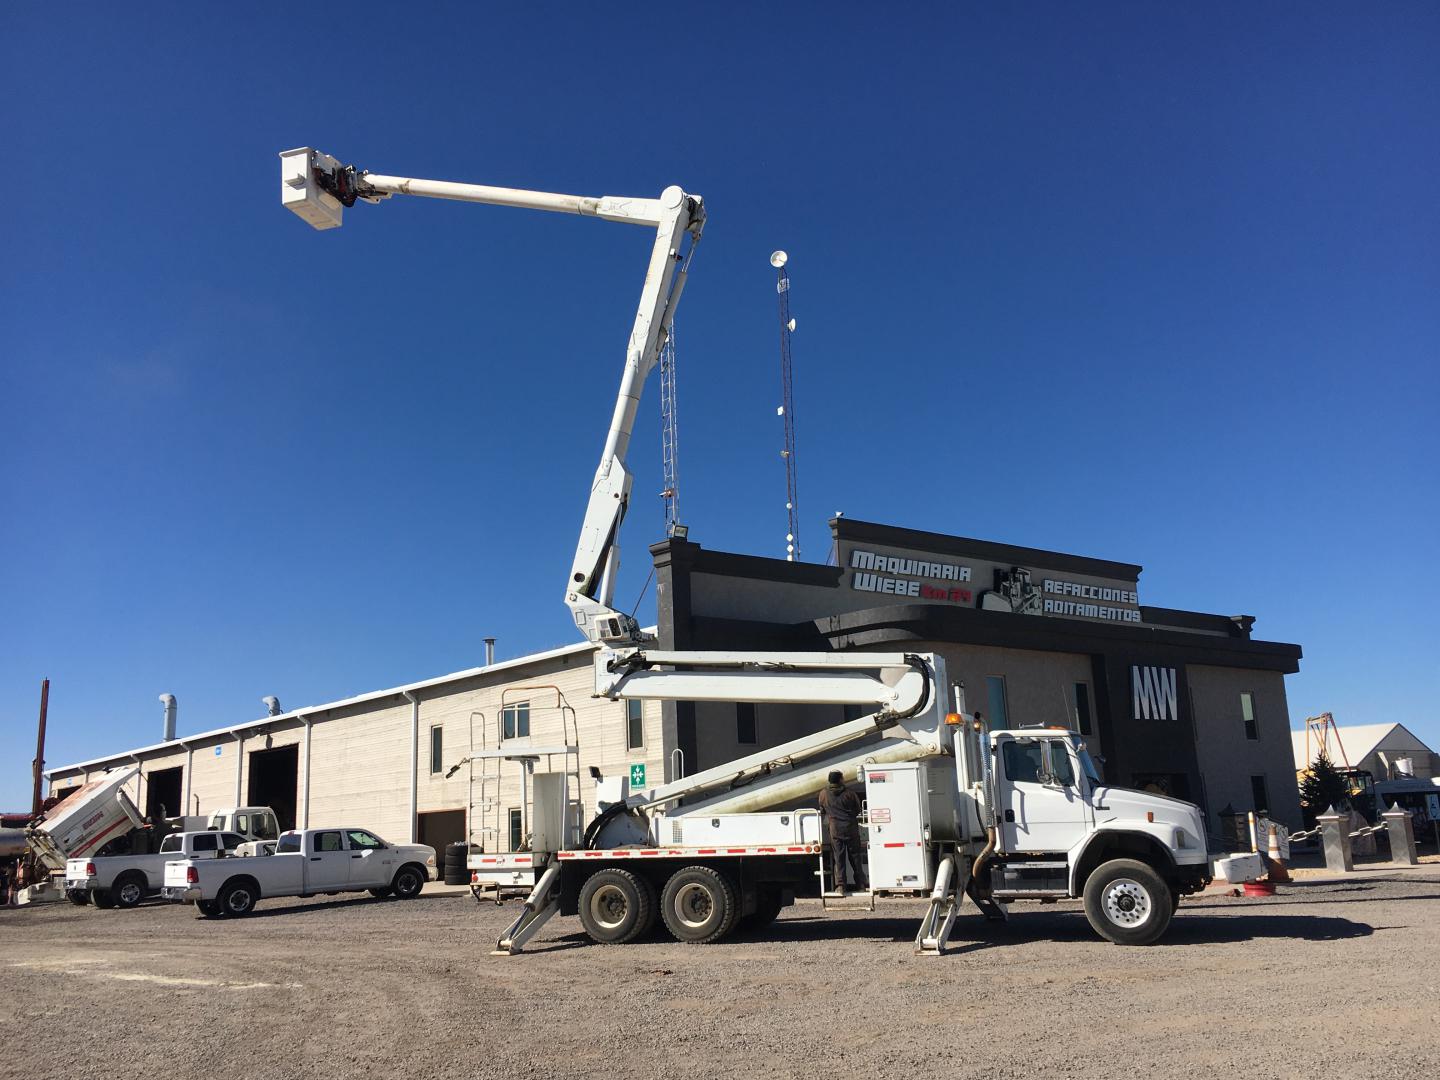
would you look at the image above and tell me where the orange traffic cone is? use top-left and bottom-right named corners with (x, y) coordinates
top-left (1266, 824), bottom-right (1291, 883)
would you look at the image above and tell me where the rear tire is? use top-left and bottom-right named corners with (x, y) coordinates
top-left (66, 889), bottom-right (90, 906)
top-left (368, 887), bottom-right (394, 899)
top-left (578, 869), bottom-right (655, 944)
top-left (391, 864), bottom-right (425, 899)
top-left (91, 888), bottom-right (115, 909)
top-left (217, 879), bottom-right (259, 917)
top-left (112, 872), bottom-right (147, 909)
top-left (1083, 858), bottom-right (1172, 945)
top-left (660, 866), bottom-right (738, 944)
top-left (196, 899), bottom-right (221, 917)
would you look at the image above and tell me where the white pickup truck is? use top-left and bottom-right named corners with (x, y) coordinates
top-left (163, 827), bottom-right (437, 917)
top-left (64, 830), bottom-right (251, 909)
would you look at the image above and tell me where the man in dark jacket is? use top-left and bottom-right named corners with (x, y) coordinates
top-left (818, 770), bottom-right (867, 895)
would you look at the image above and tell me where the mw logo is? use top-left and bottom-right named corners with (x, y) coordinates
top-left (1132, 665), bottom-right (1178, 721)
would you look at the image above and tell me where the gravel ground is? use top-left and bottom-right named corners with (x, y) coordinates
top-left (4, 869), bottom-right (1438, 1080)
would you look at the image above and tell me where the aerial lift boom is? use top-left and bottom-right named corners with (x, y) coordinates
top-left (279, 148), bottom-right (704, 646)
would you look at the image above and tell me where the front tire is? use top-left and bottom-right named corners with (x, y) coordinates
top-left (391, 865), bottom-right (425, 900)
top-left (578, 869), bottom-right (656, 944)
top-left (660, 866), bottom-right (738, 944)
top-left (368, 887), bottom-right (394, 899)
top-left (66, 889), bottom-right (90, 906)
top-left (1083, 858), bottom-right (1172, 945)
top-left (91, 888), bottom-right (115, 909)
top-left (112, 872), bottom-right (147, 909)
top-left (196, 899), bottom-right (221, 917)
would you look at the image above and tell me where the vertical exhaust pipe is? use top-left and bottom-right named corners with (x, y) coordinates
top-left (159, 694), bottom-right (177, 742)
top-left (262, 696), bottom-right (283, 717)
top-left (484, 638), bottom-right (496, 666)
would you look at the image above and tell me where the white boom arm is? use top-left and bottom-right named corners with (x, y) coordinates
top-left (279, 148), bottom-right (704, 645)
top-left (594, 649), bottom-right (952, 814)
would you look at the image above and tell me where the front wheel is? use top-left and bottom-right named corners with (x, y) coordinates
top-left (90, 889), bottom-right (115, 910)
top-left (1082, 858), bottom-right (1172, 946)
top-left (196, 899), bottom-right (221, 917)
top-left (368, 887), bottom-right (394, 899)
top-left (66, 889), bottom-right (90, 906)
top-left (391, 865), bottom-right (425, 900)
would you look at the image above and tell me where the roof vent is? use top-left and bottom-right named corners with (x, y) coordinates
top-left (159, 694), bottom-right (177, 741)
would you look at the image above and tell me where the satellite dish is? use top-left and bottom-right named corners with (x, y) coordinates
top-left (770, 250), bottom-right (788, 268)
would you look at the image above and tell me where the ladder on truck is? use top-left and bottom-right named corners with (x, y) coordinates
top-left (458, 687), bottom-right (581, 902)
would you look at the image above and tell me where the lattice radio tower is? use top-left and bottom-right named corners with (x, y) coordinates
top-left (772, 251), bottom-right (800, 561)
top-left (659, 326), bottom-right (680, 537)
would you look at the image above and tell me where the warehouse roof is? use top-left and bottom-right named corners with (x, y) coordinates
top-left (1290, 722), bottom-right (1434, 770)
top-left (44, 632), bottom-right (639, 779)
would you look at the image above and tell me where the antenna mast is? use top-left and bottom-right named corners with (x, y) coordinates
top-left (659, 328), bottom-right (680, 537)
top-left (772, 250), bottom-right (799, 561)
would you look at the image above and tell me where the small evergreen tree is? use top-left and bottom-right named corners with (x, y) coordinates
top-left (1299, 749), bottom-right (1351, 821)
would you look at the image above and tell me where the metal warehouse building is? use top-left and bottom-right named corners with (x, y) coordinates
top-left (47, 516), bottom-right (1304, 851)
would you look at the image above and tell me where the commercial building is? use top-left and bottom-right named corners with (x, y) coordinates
top-left (47, 517), bottom-right (1304, 849)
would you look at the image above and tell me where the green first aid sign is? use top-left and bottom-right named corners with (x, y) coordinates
top-left (629, 763), bottom-right (646, 788)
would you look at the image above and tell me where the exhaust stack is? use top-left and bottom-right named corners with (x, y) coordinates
top-left (484, 638), bottom-right (496, 666)
top-left (159, 694), bottom-right (177, 742)
top-left (262, 696), bottom-right (283, 717)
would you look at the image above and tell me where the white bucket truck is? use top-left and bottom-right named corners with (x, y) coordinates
top-left (277, 152), bottom-right (1211, 956)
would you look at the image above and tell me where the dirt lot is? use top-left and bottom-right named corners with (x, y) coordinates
top-left (4, 869), bottom-right (1439, 1080)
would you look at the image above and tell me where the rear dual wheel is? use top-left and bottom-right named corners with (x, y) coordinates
top-left (660, 866), bottom-right (738, 944)
top-left (578, 869), bottom-right (656, 944)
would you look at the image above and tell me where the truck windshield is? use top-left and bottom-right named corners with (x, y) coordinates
top-left (1077, 746), bottom-right (1104, 789)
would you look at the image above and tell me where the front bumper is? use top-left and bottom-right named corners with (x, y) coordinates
top-left (1173, 858), bottom-right (1212, 894)
top-left (161, 886), bottom-right (201, 903)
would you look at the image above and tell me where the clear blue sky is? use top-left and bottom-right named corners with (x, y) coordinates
top-left (3, 4), bottom-right (1437, 808)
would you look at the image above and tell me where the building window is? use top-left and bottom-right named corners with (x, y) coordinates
top-left (1073, 683), bottom-right (1092, 737)
top-left (986, 676), bottom-right (1009, 728)
top-left (429, 725), bottom-right (443, 774)
top-left (508, 808), bottom-right (523, 851)
top-left (1241, 692), bottom-right (1257, 740)
top-left (502, 701), bottom-right (530, 740)
top-left (1250, 774), bottom-right (1269, 815)
top-left (626, 699), bottom-right (645, 751)
top-left (737, 702), bottom-right (757, 744)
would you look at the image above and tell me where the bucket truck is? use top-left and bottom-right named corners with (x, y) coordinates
top-left (278, 150), bottom-right (1211, 954)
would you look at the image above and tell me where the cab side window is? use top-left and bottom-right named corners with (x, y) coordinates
top-left (192, 834), bottom-right (219, 853)
top-left (1003, 742), bottom-right (1044, 784)
top-left (315, 831), bottom-right (344, 853)
top-left (1046, 741), bottom-right (1075, 787)
top-left (346, 830), bottom-right (384, 850)
top-left (220, 832), bottom-right (246, 849)
top-left (276, 833), bottom-right (301, 854)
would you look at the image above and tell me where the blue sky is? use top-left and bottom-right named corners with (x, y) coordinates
top-left (2, 4), bottom-right (1436, 807)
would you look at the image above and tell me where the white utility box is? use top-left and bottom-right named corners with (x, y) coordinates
top-left (863, 761), bottom-right (934, 891)
top-left (665, 811), bottom-right (819, 847)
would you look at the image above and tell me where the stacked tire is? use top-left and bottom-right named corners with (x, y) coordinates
top-left (444, 842), bottom-right (470, 885)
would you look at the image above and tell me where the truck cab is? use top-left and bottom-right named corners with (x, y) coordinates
top-left (980, 728), bottom-right (1210, 942)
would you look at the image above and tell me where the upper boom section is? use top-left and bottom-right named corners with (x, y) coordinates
top-left (279, 148), bottom-right (704, 647)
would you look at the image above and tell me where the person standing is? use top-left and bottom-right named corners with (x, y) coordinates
top-left (818, 770), bottom-right (867, 895)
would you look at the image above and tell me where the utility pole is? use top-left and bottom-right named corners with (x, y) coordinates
top-left (772, 251), bottom-right (800, 561)
top-left (31, 678), bottom-right (49, 817)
